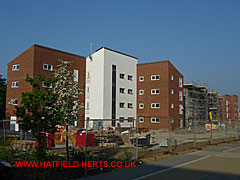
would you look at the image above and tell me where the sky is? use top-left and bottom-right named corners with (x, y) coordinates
top-left (0, 0), bottom-right (239, 102)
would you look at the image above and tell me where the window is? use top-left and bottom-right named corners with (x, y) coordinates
top-left (179, 77), bottom-right (183, 87)
top-left (42, 82), bottom-right (47, 87)
top-left (151, 75), bottom-right (160, 80)
top-left (151, 89), bottom-right (160, 94)
top-left (120, 102), bottom-right (125, 108)
top-left (73, 101), bottom-right (78, 110)
top-left (128, 75), bottom-right (133, 81)
top-left (11, 81), bottom-right (19, 88)
top-left (42, 82), bottom-right (52, 88)
top-left (86, 86), bottom-right (90, 98)
top-left (179, 91), bottom-right (183, 101)
top-left (86, 102), bottom-right (90, 109)
top-left (74, 121), bottom-right (78, 127)
top-left (139, 90), bottom-right (144, 95)
top-left (128, 117), bottom-right (134, 122)
top-left (151, 117), bottom-right (160, 123)
top-left (170, 118), bottom-right (174, 123)
top-left (128, 89), bottom-right (133, 95)
top-left (179, 118), bottom-right (183, 128)
top-left (128, 103), bottom-right (133, 108)
top-left (120, 88), bottom-right (125, 93)
top-left (171, 89), bottom-right (174, 95)
top-left (139, 117), bottom-right (144, 123)
top-left (179, 104), bottom-right (183, 114)
top-left (43, 64), bottom-right (53, 71)
top-left (9, 99), bottom-right (18, 105)
top-left (139, 76), bottom-right (144, 82)
top-left (171, 103), bottom-right (174, 109)
top-left (10, 116), bottom-right (19, 131)
top-left (87, 71), bottom-right (90, 79)
top-left (139, 103), bottom-right (144, 109)
top-left (74, 69), bottom-right (78, 82)
top-left (120, 73), bottom-right (125, 79)
top-left (171, 75), bottom-right (174, 80)
top-left (151, 103), bottom-right (160, 109)
top-left (12, 64), bottom-right (19, 71)
top-left (119, 117), bottom-right (125, 122)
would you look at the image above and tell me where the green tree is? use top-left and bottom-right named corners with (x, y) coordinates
top-left (15, 74), bottom-right (63, 159)
top-left (0, 75), bottom-right (6, 120)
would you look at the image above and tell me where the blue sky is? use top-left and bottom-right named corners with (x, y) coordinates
top-left (0, 0), bottom-right (239, 101)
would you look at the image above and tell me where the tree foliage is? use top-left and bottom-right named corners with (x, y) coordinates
top-left (0, 75), bottom-right (6, 120)
top-left (52, 59), bottom-right (83, 124)
top-left (15, 74), bottom-right (63, 136)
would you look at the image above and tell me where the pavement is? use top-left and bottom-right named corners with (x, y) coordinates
top-left (82, 143), bottom-right (240, 180)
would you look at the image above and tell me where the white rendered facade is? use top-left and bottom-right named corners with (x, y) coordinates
top-left (85, 47), bottom-right (138, 128)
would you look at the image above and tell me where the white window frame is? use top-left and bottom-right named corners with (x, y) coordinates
top-left (151, 103), bottom-right (160, 109)
top-left (12, 64), bottom-right (20, 71)
top-left (151, 117), bottom-right (160, 123)
top-left (171, 75), bottom-right (174, 80)
top-left (42, 82), bottom-right (47, 87)
top-left (171, 89), bottom-right (174, 95)
top-left (139, 76), bottom-right (144, 82)
top-left (139, 117), bottom-right (144, 123)
top-left (179, 104), bottom-right (183, 114)
top-left (151, 89), bottom-right (160, 94)
top-left (179, 118), bottom-right (183, 128)
top-left (11, 81), bottom-right (19, 88)
top-left (179, 77), bottom-right (183, 87)
top-left (9, 99), bottom-right (18, 105)
top-left (171, 103), bottom-right (174, 109)
top-left (139, 90), bottom-right (144, 95)
top-left (43, 64), bottom-right (53, 71)
top-left (10, 116), bottom-right (19, 131)
top-left (139, 103), bottom-right (144, 109)
top-left (179, 91), bottom-right (183, 101)
top-left (151, 75), bottom-right (160, 81)
top-left (74, 69), bottom-right (78, 82)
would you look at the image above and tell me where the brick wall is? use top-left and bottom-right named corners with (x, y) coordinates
top-left (137, 61), bottom-right (184, 130)
top-left (6, 44), bottom-right (86, 128)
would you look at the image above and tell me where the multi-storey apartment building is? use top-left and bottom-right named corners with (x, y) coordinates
top-left (85, 47), bottom-right (138, 129)
top-left (6, 44), bottom-right (86, 130)
top-left (137, 61), bottom-right (184, 130)
top-left (220, 94), bottom-right (239, 125)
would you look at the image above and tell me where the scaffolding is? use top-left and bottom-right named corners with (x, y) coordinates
top-left (208, 91), bottom-right (221, 122)
top-left (184, 82), bottom-right (209, 127)
top-left (184, 82), bottom-right (222, 128)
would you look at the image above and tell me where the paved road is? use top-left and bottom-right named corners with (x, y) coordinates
top-left (83, 143), bottom-right (240, 180)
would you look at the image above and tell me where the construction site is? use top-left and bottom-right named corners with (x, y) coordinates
top-left (184, 82), bottom-right (221, 128)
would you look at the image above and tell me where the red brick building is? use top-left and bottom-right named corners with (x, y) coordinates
top-left (219, 94), bottom-right (239, 125)
top-left (6, 44), bottom-right (86, 130)
top-left (137, 61), bottom-right (184, 130)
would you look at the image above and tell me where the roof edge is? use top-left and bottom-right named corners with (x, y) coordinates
top-left (90, 46), bottom-right (138, 60)
top-left (33, 44), bottom-right (85, 58)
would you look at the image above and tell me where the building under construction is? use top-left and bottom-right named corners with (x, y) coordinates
top-left (184, 83), bottom-right (220, 127)
top-left (208, 91), bottom-right (221, 122)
